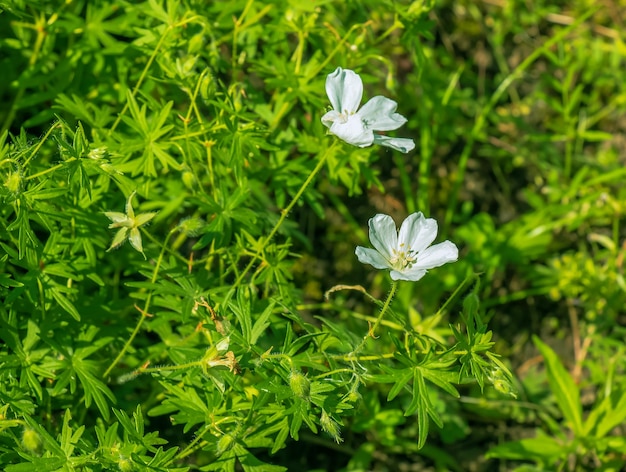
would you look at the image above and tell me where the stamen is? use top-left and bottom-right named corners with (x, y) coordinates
top-left (390, 246), bottom-right (417, 271)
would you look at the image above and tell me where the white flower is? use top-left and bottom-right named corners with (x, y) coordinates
top-left (355, 212), bottom-right (458, 281)
top-left (321, 67), bottom-right (415, 153)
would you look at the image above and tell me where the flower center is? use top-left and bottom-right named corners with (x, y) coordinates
top-left (337, 110), bottom-right (357, 124)
top-left (389, 243), bottom-right (417, 270)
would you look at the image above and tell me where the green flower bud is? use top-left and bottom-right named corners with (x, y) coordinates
top-left (216, 433), bottom-right (236, 456)
top-left (289, 371), bottom-right (310, 400)
top-left (177, 217), bottom-right (205, 237)
top-left (489, 368), bottom-right (517, 399)
top-left (22, 428), bottom-right (42, 455)
top-left (181, 169), bottom-right (196, 190)
top-left (118, 457), bottom-right (133, 472)
top-left (4, 171), bottom-right (21, 194)
top-left (347, 389), bottom-right (362, 404)
top-left (320, 410), bottom-right (343, 444)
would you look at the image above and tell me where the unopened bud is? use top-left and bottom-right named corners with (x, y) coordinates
top-left (289, 371), bottom-right (310, 400)
top-left (4, 171), bottom-right (21, 194)
top-left (217, 433), bottom-right (236, 456)
top-left (22, 428), bottom-right (42, 455)
top-left (320, 410), bottom-right (343, 444)
top-left (118, 457), bottom-right (133, 472)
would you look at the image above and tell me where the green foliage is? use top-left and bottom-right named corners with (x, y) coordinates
top-left (487, 337), bottom-right (626, 471)
top-left (1, 0), bottom-right (624, 470)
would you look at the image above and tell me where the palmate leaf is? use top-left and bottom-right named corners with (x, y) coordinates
top-left (59, 409), bottom-right (85, 458)
top-left (114, 405), bottom-right (168, 450)
top-left (131, 446), bottom-right (185, 471)
top-left (72, 358), bottom-right (116, 421)
top-left (369, 362), bottom-right (451, 449)
top-left (244, 416), bottom-right (290, 454)
top-left (148, 381), bottom-right (212, 433)
top-left (45, 327), bottom-right (116, 420)
top-left (120, 90), bottom-right (178, 176)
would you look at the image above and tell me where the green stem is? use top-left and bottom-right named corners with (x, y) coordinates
top-left (22, 122), bottom-right (60, 170)
top-left (337, 349), bottom-right (467, 363)
top-left (137, 360), bottom-right (203, 375)
top-left (349, 281), bottom-right (398, 358)
top-left (103, 229), bottom-right (175, 379)
top-left (174, 424), bottom-right (212, 461)
top-left (107, 16), bottom-right (200, 136)
top-left (220, 146), bottom-right (331, 308)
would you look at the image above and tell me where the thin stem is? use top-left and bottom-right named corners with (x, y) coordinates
top-left (107, 16), bottom-right (200, 136)
top-left (348, 281), bottom-right (398, 359)
top-left (174, 424), bottom-right (212, 462)
top-left (103, 229), bottom-right (175, 379)
top-left (23, 122), bottom-right (61, 170)
top-left (103, 305), bottom-right (150, 380)
top-left (107, 27), bottom-right (170, 136)
top-left (24, 163), bottom-right (63, 181)
top-left (220, 146), bottom-right (331, 309)
top-left (336, 349), bottom-right (467, 363)
top-left (137, 360), bottom-right (203, 374)
top-left (416, 124), bottom-right (431, 214)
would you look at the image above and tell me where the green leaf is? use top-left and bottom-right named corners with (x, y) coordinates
top-left (231, 289), bottom-right (252, 346)
top-left (486, 436), bottom-right (564, 463)
top-left (420, 365), bottom-right (460, 398)
top-left (234, 443), bottom-right (287, 472)
top-left (386, 368), bottom-right (413, 401)
top-left (585, 388), bottom-right (626, 438)
top-left (533, 336), bottom-right (582, 435)
top-left (5, 457), bottom-right (67, 472)
top-left (23, 414), bottom-right (64, 457)
top-left (50, 288), bottom-right (81, 321)
top-left (250, 301), bottom-right (274, 346)
top-left (271, 418), bottom-right (290, 454)
top-left (73, 358), bottom-right (116, 421)
top-left (410, 371), bottom-right (430, 449)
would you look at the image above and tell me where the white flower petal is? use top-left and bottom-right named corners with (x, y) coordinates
top-left (413, 241), bottom-right (459, 270)
top-left (390, 268), bottom-right (427, 282)
top-left (329, 114), bottom-right (374, 147)
top-left (355, 246), bottom-right (390, 269)
top-left (397, 212), bottom-right (422, 250)
top-left (399, 212), bottom-right (438, 254)
top-left (358, 96), bottom-right (407, 131)
top-left (372, 135), bottom-right (415, 153)
top-left (325, 67), bottom-right (363, 113)
top-left (368, 214), bottom-right (397, 260)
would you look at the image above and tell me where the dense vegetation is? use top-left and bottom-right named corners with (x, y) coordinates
top-left (1, 1), bottom-right (625, 470)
